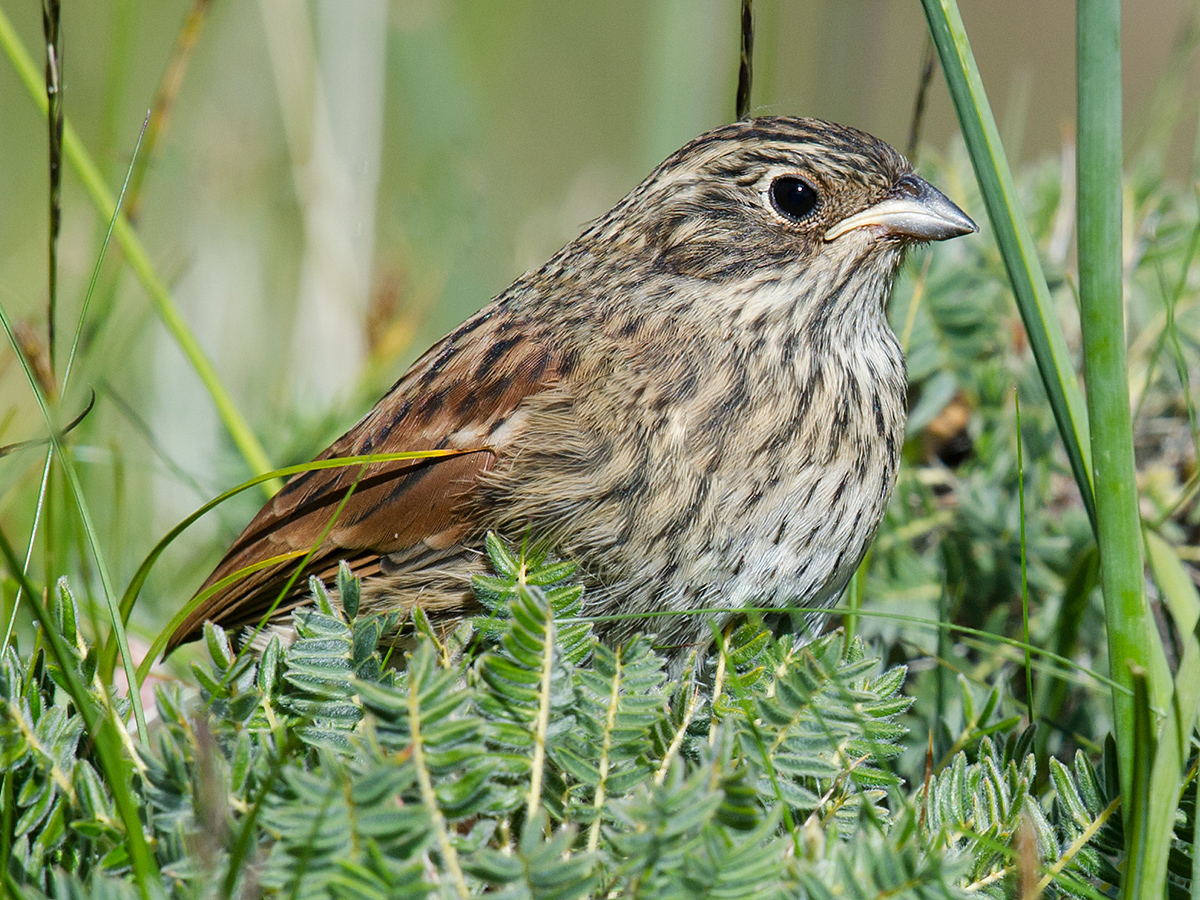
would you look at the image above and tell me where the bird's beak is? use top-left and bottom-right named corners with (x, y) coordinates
top-left (824, 173), bottom-right (977, 243)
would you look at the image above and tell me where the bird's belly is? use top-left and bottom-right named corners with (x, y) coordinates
top-left (699, 456), bottom-right (892, 612)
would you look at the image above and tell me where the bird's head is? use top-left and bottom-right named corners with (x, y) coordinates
top-left (601, 116), bottom-right (976, 324)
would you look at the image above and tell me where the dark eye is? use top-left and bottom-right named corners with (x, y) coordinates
top-left (770, 176), bottom-right (820, 221)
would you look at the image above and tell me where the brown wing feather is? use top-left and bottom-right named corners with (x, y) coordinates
top-left (166, 312), bottom-right (561, 653)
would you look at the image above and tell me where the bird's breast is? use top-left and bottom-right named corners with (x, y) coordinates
top-left (480, 319), bottom-right (906, 628)
top-left (685, 339), bottom-right (905, 603)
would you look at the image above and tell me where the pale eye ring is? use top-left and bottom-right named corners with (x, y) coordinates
top-left (769, 176), bottom-right (820, 222)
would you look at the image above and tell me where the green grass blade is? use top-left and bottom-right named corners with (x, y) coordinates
top-left (0, 530), bottom-right (164, 899)
top-left (61, 112), bottom-right (147, 393)
top-left (0, 299), bottom-right (148, 741)
top-left (1194, 775), bottom-right (1200, 899)
top-left (1121, 667), bottom-right (1155, 897)
top-left (1015, 391), bottom-right (1033, 724)
top-left (0, 5), bottom-right (280, 498)
top-left (0, 449), bottom-right (52, 652)
top-left (919, 0), bottom-right (1096, 531)
top-left (1076, 0), bottom-right (1165, 836)
top-left (43, 0), bottom-right (62, 384)
top-left (106, 448), bottom-right (482, 682)
top-left (1141, 532), bottom-right (1200, 900)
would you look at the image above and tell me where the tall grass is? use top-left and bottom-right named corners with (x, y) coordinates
top-left (921, 0), bottom-right (1199, 895)
top-left (0, 7), bottom-right (279, 497)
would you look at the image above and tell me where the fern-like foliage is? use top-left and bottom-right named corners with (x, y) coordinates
top-left (474, 548), bottom-right (581, 801)
top-left (1, 538), bottom-right (1134, 898)
top-left (557, 637), bottom-right (667, 832)
top-left (719, 630), bottom-right (911, 831)
top-left (795, 810), bottom-right (974, 900)
top-left (919, 695), bottom-right (1128, 898)
top-left (0, 581), bottom-right (132, 890)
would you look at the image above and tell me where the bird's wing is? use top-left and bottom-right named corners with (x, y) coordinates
top-left (166, 312), bottom-right (563, 653)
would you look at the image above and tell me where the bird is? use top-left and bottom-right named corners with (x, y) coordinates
top-left (166, 116), bottom-right (976, 659)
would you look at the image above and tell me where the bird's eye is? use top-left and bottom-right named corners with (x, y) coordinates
top-left (769, 176), bottom-right (820, 222)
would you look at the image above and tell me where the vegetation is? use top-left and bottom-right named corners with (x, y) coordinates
top-left (2, 552), bottom-right (1133, 898)
top-left (1, 1), bottom-right (1199, 897)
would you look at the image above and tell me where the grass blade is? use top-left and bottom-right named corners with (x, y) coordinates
top-left (0, 298), bottom-right (149, 740)
top-left (41, 0), bottom-right (62, 385)
top-left (1076, 0), bottom-right (1163, 829)
top-left (1140, 532), bottom-right (1200, 900)
top-left (104, 448), bottom-right (485, 681)
top-left (1015, 391), bottom-right (1033, 724)
top-left (0, 530), bottom-right (164, 899)
top-left (919, 0), bottom-right (1097, 531)
top-left (0, 5), bottom-right (280, 497)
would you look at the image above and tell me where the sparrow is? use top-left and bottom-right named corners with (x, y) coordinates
top-left (166, 116), bottom-right (975, 658)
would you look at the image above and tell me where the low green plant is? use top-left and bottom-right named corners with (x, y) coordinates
top-left (2, 541), bottom-right (1135, 899)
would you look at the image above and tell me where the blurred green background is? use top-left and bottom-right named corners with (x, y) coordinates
top-left (0, 0), bottom-right (1194, 645)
